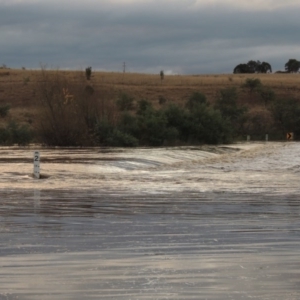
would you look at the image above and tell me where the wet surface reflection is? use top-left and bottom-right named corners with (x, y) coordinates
top-left (1, 190), bottom-right (300, 299)
top-left (0, 143), bottom-right (300, 299)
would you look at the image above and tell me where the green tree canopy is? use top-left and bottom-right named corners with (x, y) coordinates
top-left (233, 63), bottom-right (250, 74)
top-left (233, 60), bottom-right (272, 74)
top-left (258, 61), bottom-right (272, 73)
top-left (285, 59), bottom-right (300, 73)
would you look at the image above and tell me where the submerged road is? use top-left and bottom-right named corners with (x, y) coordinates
top-left (0, 143), bottom-right (299, 299)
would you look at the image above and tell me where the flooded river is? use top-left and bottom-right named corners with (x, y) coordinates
top-left (0, 142), bottom-right (299, 299)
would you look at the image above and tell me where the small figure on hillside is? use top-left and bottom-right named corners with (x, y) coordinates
top-left (85, 67), bottom-right (92, 80)
top-left (160, 70), bottom-right (164, 83)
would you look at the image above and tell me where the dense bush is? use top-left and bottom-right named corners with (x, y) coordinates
top-left (117, 112), bottom-right (140, 138)
top-left (258, 86), bottom-right (275, 106)
top-left (158, 96), bottom-right (167, 105)
top-left (185, 92), bottom-right (208, 111)
top-left (106, 130), bottom-right (139, 147)
top-left (135, 102), bottom-right (171, 146)
top-left (7, 121), bottom-right (32, 145)
top-left (35, 69), bottom-right (102, 146)
top-left (271, 98), bottom-right (300, 137)
top-left (0, 127), bottom-right (9, 144)
top-left (215, 87), bottom-right (247, 136)
top-left (182, 92), bottom-right (233, 144)
top-left (163, 103), bottom-right (189, 141)
top-left (242, 108), bottom-right (274, 138)
top-left (0, 121), bottom-right (32, 145)
top-left (242, 78), bottom-right (262, 93)
top-left (93, 118), bottom-right (114, 145)
top-left (116, 93), bottom-right (134, 111)
top-left (136, 99), bottom-right (153, 115)
top-left (137, 109), bottom-right (170, 146)
top-left (93, 95), bottom-right (234, 146)
top-left (106, 94), bottom-right (233, 146)
top-left (94, 117), bottom-right (138, 147)
top-left (0, 104), bottom-right (10, 118)
top-left (186, 104), bottom-right (232, 144)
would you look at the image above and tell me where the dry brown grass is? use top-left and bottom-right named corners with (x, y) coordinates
top-left (0, 68), bottom-right (299, 127)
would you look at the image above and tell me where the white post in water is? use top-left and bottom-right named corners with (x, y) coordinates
top-left (33, 151), bottom-right (40, 179)
top-left (265, 134), bottom-right (268, 142)
top-left (247, 135), bottom-right (250, 142)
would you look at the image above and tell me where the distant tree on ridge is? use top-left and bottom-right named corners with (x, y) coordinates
top-left (285, 59), bottom-right (300, 73)
top-left (233, 60), bottom-right (272, 74)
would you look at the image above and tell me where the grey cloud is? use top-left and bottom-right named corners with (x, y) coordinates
top-left (1, 2), bottom-right (300, 73)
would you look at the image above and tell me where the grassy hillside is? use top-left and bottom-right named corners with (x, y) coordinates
top-left (0, 68), bottom-right (299, 145)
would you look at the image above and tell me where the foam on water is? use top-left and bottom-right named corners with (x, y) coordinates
top-left (1, 142), bottom-right (298, 194)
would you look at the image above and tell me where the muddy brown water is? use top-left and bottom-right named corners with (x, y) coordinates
top-left (0, 143), bottom-right (300, 299)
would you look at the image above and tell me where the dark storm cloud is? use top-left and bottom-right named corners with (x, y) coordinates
top-left (1, 1), bottom-right (300, 73)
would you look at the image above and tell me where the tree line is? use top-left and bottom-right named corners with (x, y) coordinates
top-left (233, 59), bottom-right (300, 74)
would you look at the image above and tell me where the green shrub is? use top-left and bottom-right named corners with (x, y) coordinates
top-left (93, 118), bottom-right (114, 145)
top-left (7, 121), bottom-right (32, 145)
top-left (137, 109), bottom-right (168, 146)
top-left (185, 92), bottom-right (208, 111)
top-left (92, 96), bottom-right (234, 146)
top-left (215, 87), bottom-right (239, 119)
top-left (242, 108), bottom-right (274, 138)
top-left (158, 96), bottom-right (167, 105)
top-left (258, 86), bottom-right (275, 106)
top-left (0, 104), bottom-right (10, 118)
top-left (187, 105), bottom-right (233, 144)
top-left (242, 78), bottom-right (262, 93)
top-left (0, 121), bottom-right (32, 145)
top-left (163, 103), bottom-right (189, 141)
top-left (106, 130), bottom-right (139, 147)
top-left (271, 98), bottom-right (300, 137)
top-left (164, 101), bottom-right (233, 144)
top-left (116, 93), bottom-right (134, 111)
top-left (214, 87), bottom-right (247, 136)
top-left (94, 117), bottom-right (138, 147)
top-left (136, 99), bottom-right (153, 115)
top-left (117, 112), bottom-right (140, 137)
top-left (0, 127), bottom-right (9, 144)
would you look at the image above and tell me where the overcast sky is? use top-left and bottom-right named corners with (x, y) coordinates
top-left (1, 0), bottom-right (299, 74)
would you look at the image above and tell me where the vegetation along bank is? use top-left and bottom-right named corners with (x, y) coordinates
top-left (0, 68), bottom-right (299, 146)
